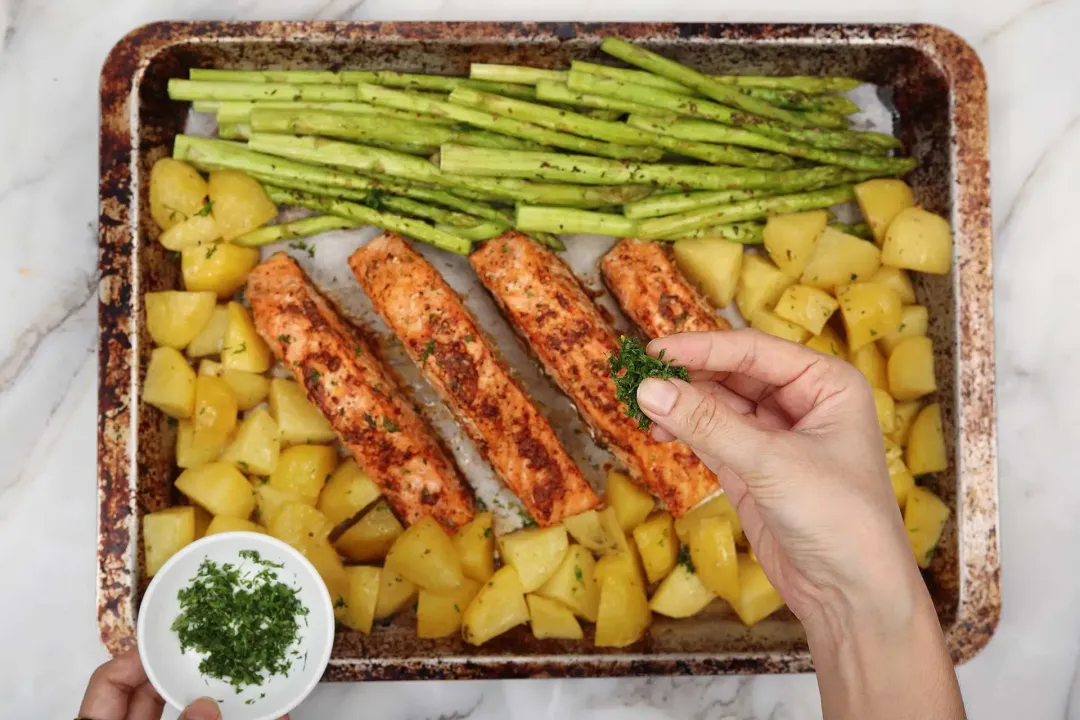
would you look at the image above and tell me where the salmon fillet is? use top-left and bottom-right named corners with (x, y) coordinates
top-left (470, 231), bottom-right (719, 517)
top-left (246, 252), bottom-right (474, 531)
top-left (600, 239), bottom-right (730, 338)
top-left (349, 233), bottom-right (600, 526)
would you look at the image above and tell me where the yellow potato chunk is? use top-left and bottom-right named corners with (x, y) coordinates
top-left (159, 214), bottom-right (222, 251)
top-left (836, 282), bottom-right (902, 352)
top-left (888, 400), bottom-right (923, 447)
top-left (204, 516), bottom-right (265, 536)
top-left (145, 291), bottom-right (217, 350)
top-left (198, 359), bottom-right (222, 377)
top-left (872, 389), bottom-right (897, 433)
top-left (735, 254), bottom-right (793, 320)
top-left (563, 509), bottom-right (620, 555)
top-left (536, 544), bottom-right (600, 622)
top-left (208, 170), bottom-right (279, 240)
top-left (143, 506), bottom-right (197, 577)
top-left (341, 566), bottom-right (382, 634)
top-left (385, 516), bottom-right (464, 592)
top-left (462, 566), bottom-right (530, 645)
top-left (597, 506), bottom-right (639, 565)
top-left (175, 462), bottom-right (256, 519)
top-left (374, 571), bottom-right (418, 620)
top-left (674, 493), bottom-right (742, 544)
top-left (267, 502), bottom-right (332, 550)
top-left (870, 266), bottom-right (916, 305)
top-left (880, 305), bottom-right (929, 357)
top-left (731, 554), bottom-right (785, 626)
top-left (220, 369), bottom-right (270, 411)
top-left (526, 594), bottom-right (584, 640)
top-left (904, 486), bottom-right (951, 568)
top-left (269, 379), bottom-right (337, 445)
top-left (649, 563), bottom-right (715, 618)
top-left (223, 302), bottom-right (272, 373)
top-left (192, 375), bottom-right (238, 450)
top-left (800, 226), bottom-right (881, 290)
top-left (176, 419), bottom-right (227, 469)
top-left (632, 512), bottom-right (678, 584)
top-left (887, 452), bottom-right (916, 510)
top-left (750, 308), bottom-right (810, 343)
top-left (595, 571), bottom-right (651, 648)
top-left (302, 536), bottom-right (349, 611)
top-left (193, 507), bottom-right (212, 538)
top-left (849, 342), bottom-right (888, 390)
top-left (498, 525), bottom-right (570, 593)
top-left (673, 237), bottom-right (744, 307)
top-left (334, 502), bottom-right (403, 563)
top-left (906, 403), bottom-right (947, 475)
top-left (773, 284), bottom-right (839, 335)
top-left (150, 158), bottom-right (209, 230)
top-left (689, 516), bottom-right (739, 602)
top-left (805, 326), bottom-right (847, 360)
top-left (254, 483), bottom-right (306, 528)
top-left (853, 179), bottom-right (915, 245)
top-left (143, 346), bottom-right (197, 419)
top-left (763, 209), bottom-right (829, 277)
top-left (185, 305), bottom-right (228, 358)
top-left (317, 459), bottom-right (381, 526)
top-left (220, 408), bottom-right (280, 476)
top-left (881, 207), bottom-right (953, 275)
top-left (887, 336), bottom-right (937, 401)
top-left (418, 579), bottom-right (481, 639)
top-left (452, 512), bottom-right (496, 583)
top-left (606, 470), bottom-right (655, 532)
top-left (181, 243), bottom-right (260, 299)
top-left (269, 444), bottom-right (338, 505)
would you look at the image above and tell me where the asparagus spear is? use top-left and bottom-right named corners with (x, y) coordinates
top-left (216, 123), bottom-right (250, 140)
top-left (232, 215), bottom-right (358, 247)
top-left (361, 70), bottom-right (537, 100)
top-left (168, 79), bottom-right (357, 102)
top-left (434, 221), bottom-right (509, 241)
top-left (515, 206), bottom-right (638, 237)
top-left (355, 83), bottom-right (663, 161)
top-left (214, 100), bottom-right (460, 127)
top-left (468, 64), bottom-right (569, 85)
top-left (571, 61), bottom-right (692, 94)
top-left (263, 185), bottom-right (472, 255)
top-left (623, 188), bottom-right (773, 219)
top-left (377, 195), bottom-right (497, 229)
top-left (637, 186), bottom-right (857, 239)
top-left (438, 143), bottom-right (874, 193)
top-left (828, 222), bottom-right (873, 240)
top-left (670, 222), bottom-right (765, 244)
top-left (192, 100), bottom-right (220, 113)
top-left (710, 74), bottom-right (861, 93)
top-left (534, 80), bottom-right (675, 118)
top-left (447, 86), bottom-right (795, 170)
top-left (526, 232), bottom-right (567, 251)
top-left (190, 69), bottom-right (354, 84)
top-left (739, 88), bottom-right (859, 115)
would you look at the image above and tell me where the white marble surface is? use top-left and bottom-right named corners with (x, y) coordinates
top-left (0, 0), bottom-right (1078, 717)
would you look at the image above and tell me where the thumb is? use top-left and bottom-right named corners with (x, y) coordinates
top-left (180, 697), bottom-right (221, 720)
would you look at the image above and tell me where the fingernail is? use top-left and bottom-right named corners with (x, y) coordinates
top-left (183, 697), bottom-right (221, 720)
top-left (637, 378), bottom-right (679, 416)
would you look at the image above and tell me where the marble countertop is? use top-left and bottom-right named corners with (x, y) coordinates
top-left (2, 0), bottom-right (1079, 717)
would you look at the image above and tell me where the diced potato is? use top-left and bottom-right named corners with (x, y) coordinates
top-left (800, 227), bottom-right (881, 290)
top-left (462, 566), bottom-right (530, 645)
top-left (204, 516), bottom-right (266, 536)
top-left (374, 570), bottom-right (418, 620)
top-left (220, 369), bottom-right (270, 411)
top-left (193, 506), bottom-right (212, 538)
top-left (872, 389), bottom-right (897, 433)
top-left (143, 506), bottom-right (197, 577)
top-left (498, 525), bottom-right (570, 593)
top-left (526, 594), bottom-right (584, 640)
top-left (335, 502), bottom-right (403, 563)
top-left (606, 470), bottom-right (655, 532)
top-left (340, 566), bottom-right (382, 634)
top-left (563, 509), bottom-right (620, 555)
top-left (870, 266), bottom-right (917, 304)
top-left (192, 375), bottom-right (238, 450)
top-left (836, 282), bottom-right (902, 352)
top-left (159, 214), bottom-right (222, 251)
top-left (317, 459), bottom-right (381, 526)
top-left (143, 346), bottom-right (197, 419)
top-left (597, 506), bottom-right (638, 560)
top-left (198, 359), bottom-right (222, 376)
top-left (185, 305), bottom-right (228, 358)
top-left (805, 326), bottom-right (847, 360)
top-left (208, 169), bottom-right (279, 240)
top-left (849, 342), bottom-right (888, 390)
top-left (254, 483), bottom-right (306, 527)
top-left (175, 462), bottom-right (256, 519)
top-left (452, 512), bottom-right (496, 583)
top-left (594, 571), bottom-right (651, 648)
top-left (888, 401), bottom-right (923, 447)
top-left (181, 243), bottom-right (260, 299)
top-left (887, 336), bottom-right (937, 401)
top-left (176, 419), bottom-right (227, 469)
top-left (674, 493), bottom-right (742, 545)
top-left (593, 551), bottom-right (643, 591)
top-left (887, 453), bottom-right (916, 510)
top-left (853, 179), bottom-right (915, 245)
top-left (145, 291), bottom-right (217, 350)
top-left (220, 408), bottom-right (280, 476)
top-left (689, 516), bottom-right (739, 602)
top-left (904, 486), bottom-right (951, 568)
top-left (632, 512), bottom-right (678, 584)
top-left (417, 579), bottom-right (482, 639)
top-left (773, 284), bottom-right (839, 335)
top-left (269, 378), bottom-right (337, 445)
top-left (881, 207), bottom-right (953, 275)
top-left (302, 536), bottom-right (349, 611)
top-left (731, 554), bottom-right (785, 626)
top-left (648, 563), bottom-right (715, 618)
top-left (735, 254), bottom-right (793, 320)
top-left (222, 302), bottom-right (272, 373)
top-left (880, 305), bottom-right (929, 357)
top-left (267, 502), bottom-right (332, 551)
top-left (269, 444), bottom-right (338, 505)
top-left (763, 209), bottom-right (828, 278)
top-left (536, 544), bottom-right (600, 622)
top-left (750, 309), bottom-right (810, 343)
top-left (906, 403), bottom-right (947, 475)
top-left (672, 237), bottom-right (743, 307)
top-left (385, 516), bottom-right (464, 591)
top-left (150, 158), bottom-right (209, 230)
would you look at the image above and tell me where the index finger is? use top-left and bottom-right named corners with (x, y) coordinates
top-left (648, 329), bottom-right (826, 387)
top-left (78, 648), bottom-right (154, 720)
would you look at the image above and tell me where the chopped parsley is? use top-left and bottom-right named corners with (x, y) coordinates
top-left (463, 335), bottom-right (475, 343)
top-left (420, 339), bottom-right (436, 362)
top-left (334, 597), bottom-right (347, 609)
top-left (195, 200), bottom-right (214, 217)
top-left (289, 240), bottom-right (315, 259)
top-left (608, 335), bottom-right (690, 431)
top-left (277, 334), bottom-right (292, 345)
top-left (574, 566), bottom-right (584, 583)
top-left (482, 527), bottom-right (493, 538)
top-left (676, 545), bottom-right (695, 574)
top-left (355, 346), bottom-right (363, 356)
top-left (473, 497), bottom-right (488, 512)
top-left (205, 244), bottom-right (219, 260)
top-left (232, 342), bottom-right (247, 355)
top-left (382, 417), bottom-right (401, 433)
top-left (307, 369), bottom-right (321, 384)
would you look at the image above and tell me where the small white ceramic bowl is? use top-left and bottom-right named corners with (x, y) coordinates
top-left (138, 532), bottom-right (334, 720)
